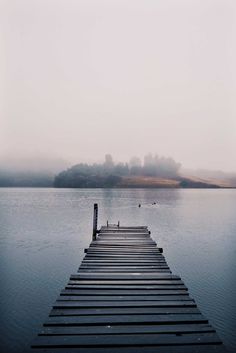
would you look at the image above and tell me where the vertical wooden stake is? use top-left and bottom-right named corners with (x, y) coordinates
top-left (92, 203), bottom-right (98, 241)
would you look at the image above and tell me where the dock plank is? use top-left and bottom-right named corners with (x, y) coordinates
top-left (32, 332), bottom-right (222, 348)
top-left (49, 307), bottom-right (201, 316)
top-left (60, 289), bottom-right (189, 295)
top-left (57, 295), bottom-right (192, 301)
top-left (53, 300), bottom-right (196, 308)
top-left (31, 345), bottom-right (227, 353)
top-left (45, 313), bottom-right (208, 325)
top-left (39, 323), bottom-right (215, 336)
top-left (66, 284), bottom-right (188, 290)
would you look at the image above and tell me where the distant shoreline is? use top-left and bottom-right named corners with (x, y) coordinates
top-left (0, 174), bottom-right (235, 189)
top-left (0, 186), bottom-right (235, 189)
top-left (0, 185), bottom-right (235, 189)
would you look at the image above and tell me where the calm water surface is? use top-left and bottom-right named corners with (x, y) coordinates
top-left (0, 188), bottom-right (236, 352)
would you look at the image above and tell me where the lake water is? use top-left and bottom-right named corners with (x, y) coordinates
top-left (0, 188), bottom-right (235, 352)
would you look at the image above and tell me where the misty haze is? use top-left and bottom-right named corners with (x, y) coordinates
top-left (1, 153), bottom-right (236, 188)
top-left (1, 1), bottom-right (236, 353)
top-left (0, 0), bottom-right (236, 174)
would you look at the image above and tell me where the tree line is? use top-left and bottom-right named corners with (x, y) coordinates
top-left (54, 154), bottom-right (181, 188)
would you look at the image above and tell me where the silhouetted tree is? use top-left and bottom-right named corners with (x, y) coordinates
top-left (53, 153), bottom-right (182, 188)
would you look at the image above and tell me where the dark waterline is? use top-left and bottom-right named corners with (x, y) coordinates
top-left (0, 188), bottom-right (235, 352)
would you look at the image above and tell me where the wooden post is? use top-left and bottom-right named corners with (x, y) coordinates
top-left (92, 203), bottom-right (98, 241)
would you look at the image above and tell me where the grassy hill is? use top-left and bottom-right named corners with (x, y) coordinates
top-left (117, 176), bottom-right (223, 188)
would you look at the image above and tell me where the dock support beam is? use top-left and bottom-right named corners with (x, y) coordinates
top-left (92, 203), bottom-right (98, 241)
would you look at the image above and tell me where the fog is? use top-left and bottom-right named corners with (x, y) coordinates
top-left (1, 0), bottom-right (236, 172)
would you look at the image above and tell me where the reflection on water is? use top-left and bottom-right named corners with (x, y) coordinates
top-left (0, 188), bottom-right (236, 352)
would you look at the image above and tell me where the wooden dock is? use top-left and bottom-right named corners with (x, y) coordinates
top-left (32, 207), bottom-right (227, 352)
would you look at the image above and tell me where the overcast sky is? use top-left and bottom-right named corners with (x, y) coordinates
top-left (0, 0), bottom-right (235, 171)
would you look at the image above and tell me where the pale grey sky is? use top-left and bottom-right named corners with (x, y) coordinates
top-left (0, 0), bottom-right (236, 171)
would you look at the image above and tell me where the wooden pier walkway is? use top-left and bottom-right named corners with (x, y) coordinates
top-left (32, 209), bottom-right (227, 352)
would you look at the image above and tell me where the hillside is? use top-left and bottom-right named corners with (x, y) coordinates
top-left (118, 176), bottom-right (222, 188)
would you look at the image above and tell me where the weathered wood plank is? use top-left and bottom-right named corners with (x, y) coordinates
top-left (101, 228), bottom-right (148, 230)
top-left (50, 307), bottom-right (200, 316)
top-left (96, 236), bottom-right (151, 240)
top-left (39, 323), bottom-right (215, 336)
top-left (90, 239), bottom-right (156, 248)
top-left (83, 259), bottom-right (166, 262)
top-left (45, 313), bottom-right (207, 325)
top-left (86, 249), bottom-right (160, 253)
top-left (61, 289), bottom-right (189, 296)
top-left (79, 265), bottom-right (169, 268)
top-left (32, 332), bottom-right (222, 348)
top-left (85, 254), bottom-right (161, 257)
top-left (91, 243), bottom-right (157, 246)
top-left (79, 267), bottom-right (170, 270)
top-left (79, 266), bottom-right (169, 270)
top-left (31, 345), bottom-right (227, 353)
top-left (70, 273), bottom-right (179, 279)
top-left (68, 280), bottom-right (185, 286)
top-left (53, 300), bottom-right (196, 308)
top-left (66, 284), bottom-right (187, 290)
top-left (57, 295), bottom-right (192, 301)
top-left (79, 268), bottom-right (170, 272)
top-left (92, 240), bottom-right (157, 246)
top-left (80, 263), bottom-right (168, 266)
top-left (78, 269), bottom-right (170, 272)
top-left (80, 266), bottom-right (169, 270)
top-left (84, 254), bottom-right (163, 258)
